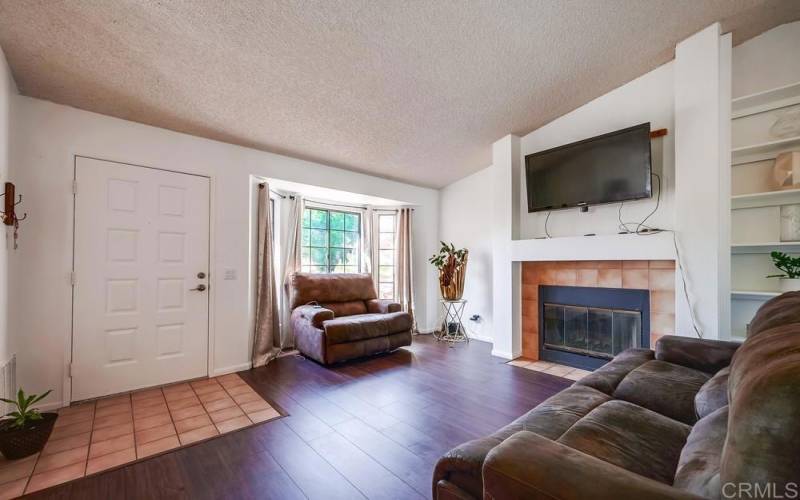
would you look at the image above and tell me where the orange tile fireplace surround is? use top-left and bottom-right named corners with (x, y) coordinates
top-left (521, 260), bottom-right (676, 360)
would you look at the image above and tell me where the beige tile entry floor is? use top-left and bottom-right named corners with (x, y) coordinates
top-left (507, 358), bottom-right (592, 381)
top-left (0, 373), bottom-right (282, 498)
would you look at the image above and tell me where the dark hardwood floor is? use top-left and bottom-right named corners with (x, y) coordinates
top-left (29, 335), bottom-right (572, 500)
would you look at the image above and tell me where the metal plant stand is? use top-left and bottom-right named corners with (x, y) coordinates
top-left (435, 299), bottom-right (469, 344)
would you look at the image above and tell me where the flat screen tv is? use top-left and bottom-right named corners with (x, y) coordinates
top-left (525, 122), bottom-right (652, 213)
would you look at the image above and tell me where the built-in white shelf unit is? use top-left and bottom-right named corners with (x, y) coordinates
top-left (730, 79), bottom-right (800, 339)
top-left (731, 188), bottom-right (800, 209)
top-left (731, 242), bottom-right (800, 254)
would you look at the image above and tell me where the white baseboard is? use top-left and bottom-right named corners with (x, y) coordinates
top-left (212, 362), bottom-right (252, 376)
top-left (37, 401), bottom-right (65, 412)
top-left (491, 349), bottom-right (516, 360)
top-left (468, 334), bottom-right (493, 344)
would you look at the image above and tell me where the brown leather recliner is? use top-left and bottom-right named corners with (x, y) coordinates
top-left (433, 292), bottom-right (800, 499)
top-left (289, 272), bottom-right (412, 365)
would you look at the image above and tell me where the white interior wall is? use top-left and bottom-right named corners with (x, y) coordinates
top-left (0, 46), bottom-right (15, 367)
top-left (518, 61), bottom-right (676, 239)
top-left (732, 21), bottom-right (800, 98)
top-left (438, 166), bottom-right (494, 342)
top-left (674, 24), bottom-right (732, 341)
top-left (9, 96), bottom-right (439, 407)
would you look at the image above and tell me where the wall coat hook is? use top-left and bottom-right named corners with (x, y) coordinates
top-left (1, 182), bottom-right (27, 249)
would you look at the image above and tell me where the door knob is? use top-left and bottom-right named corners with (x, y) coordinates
top-left (190, 284), bottom-right (207, 292)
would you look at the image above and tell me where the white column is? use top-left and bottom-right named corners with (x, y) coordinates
top-left (674, 23), bottom-right (731, 340)
top-left (491, 134), bottom-right (521, 358)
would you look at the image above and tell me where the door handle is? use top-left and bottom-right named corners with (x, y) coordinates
top-left (190, 284), bottom-right (207, 292)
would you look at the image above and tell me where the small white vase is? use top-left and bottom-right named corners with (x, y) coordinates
top-left (780, 278), bottom-right (800, 293)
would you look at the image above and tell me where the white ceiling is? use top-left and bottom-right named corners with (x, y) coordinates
top-left (266, 178), bottom-right (406, 207)
top-left (0, 0), bottom-right (798, 188)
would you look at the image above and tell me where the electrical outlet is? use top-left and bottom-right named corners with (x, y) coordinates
top-left (224, 269), bottom-right (237, 280)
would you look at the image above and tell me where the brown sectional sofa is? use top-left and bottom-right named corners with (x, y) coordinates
top-left (289, 272), bottom-right (412, 365)
top-left (433, 292), bottom-right (800, 499)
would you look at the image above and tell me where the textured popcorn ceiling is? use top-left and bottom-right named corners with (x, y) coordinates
top-left (0, 1), bottom-right (798, 187)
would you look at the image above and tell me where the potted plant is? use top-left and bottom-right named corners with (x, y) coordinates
top-left (429, 242), bottom-right (469, 300)
top-left (0, 389), bottom-right (56, 459)
top-left (767, 251), bottom-right (800, 293)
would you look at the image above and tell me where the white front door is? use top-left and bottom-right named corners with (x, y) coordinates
top-left (72, 157), bottom-right (210, 401)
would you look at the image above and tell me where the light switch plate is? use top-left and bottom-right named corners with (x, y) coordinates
top-left (224, 268), bottom-right (237, 280)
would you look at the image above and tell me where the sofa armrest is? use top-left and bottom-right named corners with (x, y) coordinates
top-left (292, 304), bottom-right (334, 328)
top-left (366, 299), bottom-right (401, 314)
top-left (483, 431), bottom-right (701, 500)
top-left (655, 335), bottom-right (741, 374)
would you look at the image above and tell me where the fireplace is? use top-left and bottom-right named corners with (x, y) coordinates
top-left (538, 285), bottom-right (650, 370)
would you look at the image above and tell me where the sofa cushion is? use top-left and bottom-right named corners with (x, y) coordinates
top-left (722, 321), bottom-right (800, 488)
top-left (613, 360), bottom-right (710, 425)
top-left (323, 312), bottom-right (411, 344)
top-left (695, 366), bottom-right (730, 420)
top-left (432, 385), bottom-right (610, 499)
top-left (575, 348), bottom-right (654, 395)
top-left (673, 405), bottom-right (728, 498)
top-left (320, 300), bottom-right (367, 317)
top-left (747, 290), bottom-right (800, 338)
top-left (289, 272), bottom-right (376, 309)
top-left (557, 400), bottom-right (692, 485)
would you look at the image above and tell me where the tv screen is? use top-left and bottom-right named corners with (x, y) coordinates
top-left (525, 123), bottom-right (652, 213)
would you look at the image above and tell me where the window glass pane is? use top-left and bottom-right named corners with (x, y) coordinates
top-left (379, 232), bottom-right (394, 249)
top-left (300, 208), bottom-right (361, 274)
top-left (330, 248), bottom-right (345, 267)
top-left (379, 215), bottom-right (395, 233)
top-left (329, 211), bottom-right (345, 230)
top-left (309, 229), bottom-right (327, 247)
top-left (344, 231), bottom-right (359, 248)
top-left (345, 213), bottom-right (359, 231)
top-left (379, 265), bottom-right (393, 282)
top-left (379, 249), bottom-right (394, 265)
top-left (379, 283), bottom-right (393, 299)
top-left (309, 209), bottom-right (328, 229)
top-left (344, 248), bottom-right (358, 265)
top-left (310, 248), bottom-right (328, 266)
top-left (329, 230), bottom-right (344, 247)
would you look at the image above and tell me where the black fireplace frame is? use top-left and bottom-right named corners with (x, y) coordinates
top-left (538, 285), bottom-right (650, 371)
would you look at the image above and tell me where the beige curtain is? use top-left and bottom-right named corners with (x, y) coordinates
top-left (252, 183), bottom-right (281, 367)
top-left (360, 206), bottom-right (374, 274)
top-left (394, 208), bottom-right (416, 331)
top-left (280, 194), bottom-right (304, 348)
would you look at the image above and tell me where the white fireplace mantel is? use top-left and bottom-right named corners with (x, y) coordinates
top-left (510, 232), bottom-right (677, 262)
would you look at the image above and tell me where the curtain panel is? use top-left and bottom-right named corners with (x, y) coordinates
top-left (394, 208), bottom-right (416, 331)
top-left (252, 183), bottom-right (281, 367)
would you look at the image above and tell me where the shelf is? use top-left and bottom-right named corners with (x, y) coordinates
top-left (732, 81), bottom-right (800, 119)
top-left (510, 231), bottom-right (675, 262)
top-left (731, 188), bottom-right (800, 209)
top-left (732, 136), bottom-right (800, 165)
top-left (731, 290), bottom-right (780, 300)
top-left (731, 242), bottom-right (800, 254)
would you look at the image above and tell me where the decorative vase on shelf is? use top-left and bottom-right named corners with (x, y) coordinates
top-left (770, 108), bottom-right (800, 139)
top-left (780, 204), bottom-right (800, 242)
top-left (429, 242), bottom-right (468, 301)
top-left (440, 258), bottom-right (468, 300)
top-left (780, 278), bottom-right (800, 293)
top-left (772, 151), bottom-right (800, 190)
